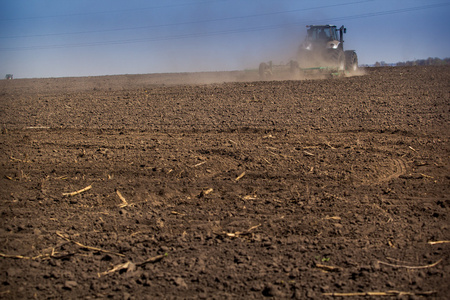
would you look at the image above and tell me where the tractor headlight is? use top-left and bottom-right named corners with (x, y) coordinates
top-left (327, 42), bottom-right (339, 49)
top-left (302, 42), bottom-right (312, 51)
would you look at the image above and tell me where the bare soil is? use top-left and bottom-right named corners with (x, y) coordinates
top-left (0, 66), bottom-right (449, 299)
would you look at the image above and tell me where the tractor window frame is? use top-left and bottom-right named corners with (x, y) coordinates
top-left (307, 26), bottom-right (337, 42)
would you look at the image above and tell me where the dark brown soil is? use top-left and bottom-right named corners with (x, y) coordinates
top-left (0, 66), bottom-right (449, 299)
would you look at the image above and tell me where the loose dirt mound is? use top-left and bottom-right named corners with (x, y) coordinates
top-left (0, 66), bottom-right (449, 299)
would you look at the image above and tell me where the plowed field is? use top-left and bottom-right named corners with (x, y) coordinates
top-left (0, 66), bottom-right (449, 299)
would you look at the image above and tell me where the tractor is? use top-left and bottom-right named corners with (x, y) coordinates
top-left (259, 25), bottom-right (358, 79)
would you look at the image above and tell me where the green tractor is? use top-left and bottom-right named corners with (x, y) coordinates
top-left (259, 25), bottom-right (358, 79)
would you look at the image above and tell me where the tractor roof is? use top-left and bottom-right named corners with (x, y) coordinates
top-left (307, 25), bottom-right (336, 28)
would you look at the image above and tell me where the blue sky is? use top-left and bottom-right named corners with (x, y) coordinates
top-left (0, 0), bottom-right (449, 78)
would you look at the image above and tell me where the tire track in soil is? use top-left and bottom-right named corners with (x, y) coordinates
top-left (377, 157), bottom-right (408, 184)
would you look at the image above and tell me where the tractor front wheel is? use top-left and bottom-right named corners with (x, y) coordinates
top-left (328, 50), bottom-right (345, 71)
top-left (259, 62), bottom-right (272, 79)
top-left (345, 51), bottom-right (358, 72)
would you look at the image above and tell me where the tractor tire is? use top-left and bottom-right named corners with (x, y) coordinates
top-left (328, 50), bottom-right (345, 71)
top-left (337, 51), bottom-right (345, 71)
top-left (345, 51), bottom-right (358, 72)
top-left (259, 62), bottom-right (272, 79)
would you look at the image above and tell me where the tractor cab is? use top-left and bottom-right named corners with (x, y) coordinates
top-left (303, 25), bottom-right (346, 51)
top-left (306, 25), bottom-right (345, 43)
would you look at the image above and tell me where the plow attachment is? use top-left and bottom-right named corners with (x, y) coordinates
top-left (259, 61), bottom-right (345, 80)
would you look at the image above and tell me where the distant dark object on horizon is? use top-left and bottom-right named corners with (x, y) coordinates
top-left (395, 57), bottom-right (449, 67)
top-left (5, 74), bottom-right (13, 80)
top-left (360, 57), bottom-right (450, 68)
